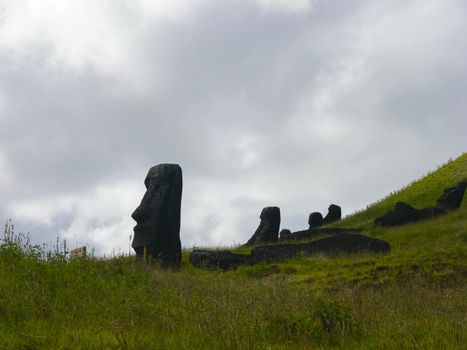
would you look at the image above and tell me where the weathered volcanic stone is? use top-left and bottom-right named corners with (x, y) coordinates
top-left (189, 250), bottom-right (251, 270)
top-left (131, 164), bottom-right (183, 267)
top-left (308, 212), bottom-right (323, 229)
top-left (279, 229), bottom-right (292, 239)
top-left (418, 206), bottom-right (446, 220)
top-left (191, 234), bottom-right (390, 270)
top-left (436, 181), bottom-right (466, 210)
top-left (251, 234), bottom-right (390, 263)
top-left (322, 204), bottom-right (342, 225)
top-left (374, 201), bottom-right (421, 227)
top-left (246, 206), bottom-right (281, 245)
top-left (310, 234), bottom-right (390, 255)
top-left (373, 181), bottom-right (466, 227)
top-left (279, 228), bottom-right (364, 241)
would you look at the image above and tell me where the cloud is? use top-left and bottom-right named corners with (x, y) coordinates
top-left (0, 0), bottom-right (465, 254)
top-left (0, 150), bottom-right (13, 193)
top-left (255, 0), bottom-right (313, 13)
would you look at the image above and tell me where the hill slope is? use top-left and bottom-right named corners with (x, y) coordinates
top-left (0, 154), bottom-right (466, 349)
top-left (332, 152), bottom-right (467, 229)
top-left (231, 153), bottom-right (467, 287)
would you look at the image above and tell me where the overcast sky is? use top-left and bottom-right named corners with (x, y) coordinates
top-left (1, 0), bottom-right (466, 255)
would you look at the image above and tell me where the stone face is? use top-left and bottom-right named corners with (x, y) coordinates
top-left (246, 206), bottom-right (281, 245)
top-left (374, 201), bottom-right (421, 227)
top-left (436, 181), bottom-right (466, 210)
top-left (189, 250), bottom-right (251, 270)
top-left (308, 212), bottom-right (323, 229)
top-left (279, 229), bottom-right (292, 239)
top-left (131, 164), bottom-right (183, 267)
top-left (322, 204), bottom-right (342, 225)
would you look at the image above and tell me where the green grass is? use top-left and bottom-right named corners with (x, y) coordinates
top-left (1, 153), bottom-right (466, 349)
top-left (331, 152), bottom-right (467, 229)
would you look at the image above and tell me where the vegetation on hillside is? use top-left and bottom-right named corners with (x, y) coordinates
top-left (332, 152), bottom-right (467, 229)
top-left (1, 153), bottom-right (466, 349)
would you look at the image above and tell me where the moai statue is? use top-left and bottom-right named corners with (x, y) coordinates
top-left (322, 204), bottom-right (342, 225)
top-left (246, 206), bottom-right (281, 245)
top-left (436, 181), bottom-right (466, 210)
top-left (131, 164), bottom-right (183, 267)
top-left (374, 201), bottom-right (420, 227)
top-left (308, 212), bottom-right (323, 229)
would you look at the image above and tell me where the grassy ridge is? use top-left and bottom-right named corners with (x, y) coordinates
top-left (331, 152), bottom-right (467, 229)
top-left (1, 153), bottom-right (466, 349)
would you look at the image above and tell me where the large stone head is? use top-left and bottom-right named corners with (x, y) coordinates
top-left (259, 206), bottom-right (281, 227)
top-left (131, 164), bottom-right (183, 266)
top-left (246, 206), bottom-right (281, 245)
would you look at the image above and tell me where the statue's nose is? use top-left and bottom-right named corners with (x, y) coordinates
top-left (132, 206), bottom-right (149, 222)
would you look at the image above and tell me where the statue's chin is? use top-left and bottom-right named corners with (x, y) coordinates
top-left (133, 221), bottom-right (151, 231)
top-left (132, 225), bottom-right (154, 249)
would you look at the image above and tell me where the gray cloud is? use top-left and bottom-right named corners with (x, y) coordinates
top-left (0, 0), bottom-right (466, 253)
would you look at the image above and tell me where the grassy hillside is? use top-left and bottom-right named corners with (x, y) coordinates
top-left (1, 153), bottom-right (466, 349)
top-left (332, 152), bottom-right (467, 229)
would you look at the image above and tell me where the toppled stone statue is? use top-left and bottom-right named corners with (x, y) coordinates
top-left (280, 227), bottom-right (364, 241)
top-left (436, 181), bottom-right (466, 210)
top-left (251, 234), bottom-right (390, 263)
top-left (418, 206), bottom-right (446, 220)
top-left (308, 204), bottom-right (342, 229)
top-left (131, 164), bottom-right (183, 267)
top-left (374, 201), bottom-right (422, 227)
top-left (308, 212), bottom-right (323, 229)
top-left (322, 204), bottom-right (342, 225)
top-left (246, 206), bottom-right (281, 245)
top-left (190, 234), bottom-right (390, 270)
top-left (375, 181), bottom-right (465, 227)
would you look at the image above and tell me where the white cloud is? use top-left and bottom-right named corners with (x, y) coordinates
top-left (7, 195), bottom-right (74, 226)
top-left (0, 151), bottom-right (12, 193)
top-left (0, 91), bottom-right (4, 118)
top-left (255, 0), bottom-right (313, 13)
top-left (136, 0), bottom-right (209, 21)
top-left (0, 0), bottom-right (137, 79)
top-left (57, 180), bottom-right (141, 254)
top-left (0, 0), bottom-right (465, 255)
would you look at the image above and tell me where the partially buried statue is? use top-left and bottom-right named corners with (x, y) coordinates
top-left (131, 164), bottom-right (183, 267)
top-left (246, 206), bottom-right (281, 245)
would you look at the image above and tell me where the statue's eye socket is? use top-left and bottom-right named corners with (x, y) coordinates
top-left (144, 175), bottom-right (153, 188)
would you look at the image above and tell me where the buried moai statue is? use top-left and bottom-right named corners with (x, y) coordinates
top-left (374, 181), bottom-right (466, 227)
top-left (308, 212), bottom-right (323, 229)
top-left (322, 204), bottom-right (342, 225)
top-left (436, 181), bottom-right (466, 210)
top-left (246, 206), bottom-right (281, 245)
top-left (308, 204), bottom-right (342, 229)
top-left (131, 164), bottom-right (183, 267)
